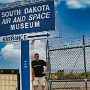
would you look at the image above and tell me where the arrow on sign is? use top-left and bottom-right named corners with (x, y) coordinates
top-left (27, 33), bottom-right (50, 38)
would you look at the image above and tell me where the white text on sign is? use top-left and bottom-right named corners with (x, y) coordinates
top-left (1, 4), bottom-right (50, 30)
top-left (3, 35), bottom-right (27, 42)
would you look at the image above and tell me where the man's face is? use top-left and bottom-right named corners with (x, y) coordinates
top-left (34, 54), bottom-right (39, 60)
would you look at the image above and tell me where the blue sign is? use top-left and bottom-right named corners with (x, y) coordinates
top-left (0, 0), bottom-right (55, 36)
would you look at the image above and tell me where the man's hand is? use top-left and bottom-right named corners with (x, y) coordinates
top-left (42, 71), bottom-right (47, 74)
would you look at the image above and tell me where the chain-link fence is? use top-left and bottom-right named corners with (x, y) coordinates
top-left (46, 35), bottom-right (90, 90)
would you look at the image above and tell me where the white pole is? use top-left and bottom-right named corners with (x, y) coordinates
top-left (30, 40), bottom-right (35, 90)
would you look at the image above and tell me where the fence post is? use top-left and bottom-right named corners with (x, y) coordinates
top-left (47, 40), bottom-right (50, 79)
top-left (82, 35), bottom-right (87, 90)
top-left (46, 40), bottom-right (52, 90)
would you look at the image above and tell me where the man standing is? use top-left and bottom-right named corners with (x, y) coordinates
top-left (31, 53), bottom-right (48, 90)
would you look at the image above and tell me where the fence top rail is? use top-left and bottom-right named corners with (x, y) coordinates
top-left (49, 45), bottom-right (90, 51)
top-left (48, 79), bottom-right (90, 82)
